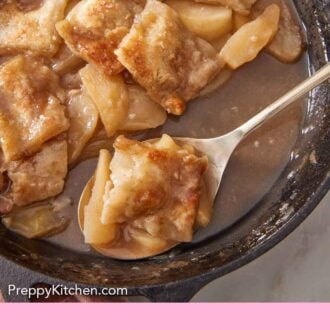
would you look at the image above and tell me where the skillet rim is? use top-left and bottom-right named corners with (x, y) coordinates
top-left (0, 0), bottom-right (329, 302)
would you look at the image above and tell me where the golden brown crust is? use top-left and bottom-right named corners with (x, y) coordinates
top-left (56, 0), bottom-right (145, 76)
top-left (57, 21), bottom-right (127, 76)
top-left (0, 0), bottom-right (68, 56)
top-left (115, 0), bottom-right (222, 115)
top-left (0, 56), bottom-right (69, 162)
top-left (6, 139), bottom-right (68, 207)
top-left (102, 135), bottom-right (208, 242)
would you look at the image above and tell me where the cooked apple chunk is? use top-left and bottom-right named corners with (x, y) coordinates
top-left (100, 135), bottom-right (208, 243)
top-left (0, 0), bottom-right (69, 56)
top-left (166, 0), bottom-right (233, 41)
top-left (115, 0), bottom-right (222, 115)
top-left (80, 64), bottom-right (129, 137)
top-left (80, 64), bottom-right (166, 136)
top-left (56, 0), bottom-right (145, 76)
top-left (6, 139), bottom-right (68, 207)
top-left (67, 89), bottom-right (99, 164)
top-left (2, 202), bottom-right (69, 239)
top-left (83, 149), bottom-right (117, 245)
top-left (220, 4), bottom-right (280, 69)
top-left (194, 0), bottom-right (257, 15)
top-left (120, 85), bottom-right (167, 131)
top-left (51, 44), bottom-right (85, 76)
top-left (252, 0), bottom-right (304, 63)
top-left (0, 56), bottom-right (69, 162)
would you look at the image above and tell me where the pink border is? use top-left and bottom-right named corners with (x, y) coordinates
top-left (0, 303), bottom-right (328, 329)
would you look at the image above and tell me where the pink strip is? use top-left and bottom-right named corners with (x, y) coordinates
top-left (0, 303), bottom-right (328, 329)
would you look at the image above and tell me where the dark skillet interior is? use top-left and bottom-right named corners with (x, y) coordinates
top-left (0, 0), bottom-right (329, 302)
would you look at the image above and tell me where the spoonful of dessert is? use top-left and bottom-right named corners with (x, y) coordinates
top-left (78, 63), bottom-right (330, 260)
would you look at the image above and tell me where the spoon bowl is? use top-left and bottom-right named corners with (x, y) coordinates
top-left (78, 63), bottom-right (330, 260)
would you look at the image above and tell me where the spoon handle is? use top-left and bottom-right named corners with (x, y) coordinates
top-left (236, 62), bottom-right (330, 137)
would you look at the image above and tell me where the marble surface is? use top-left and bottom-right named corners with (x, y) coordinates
top-left (192, 192), bottom-right (330, 302)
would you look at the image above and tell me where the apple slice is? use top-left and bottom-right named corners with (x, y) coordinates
top-left (120, 85), bottom-right (167, 131)
top-left (166, 0), bottom-right (233, 41)
top-left (80, 65), bottom-right (129, 137)
top-left (83, 149), bottom-right (117, 244)
top-left (129, 227), bottom-right (169, 252)
top-left (220, 4), bottom-right (280, 69)
top-left (252, 0), bottom-right (304, 63)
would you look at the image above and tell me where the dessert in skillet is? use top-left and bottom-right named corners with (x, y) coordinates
top-left (0, 0), bottom-right (304, 257)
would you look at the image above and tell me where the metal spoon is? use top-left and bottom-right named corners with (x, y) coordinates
top-left (78, 63), bottom-right (330, 259)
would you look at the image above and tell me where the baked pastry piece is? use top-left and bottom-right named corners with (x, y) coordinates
top-left (56, 0), bottom-right (145, 76)
top-left (6, 139), bottom-right (68, 207)
top-left (0, 0), bottom-right (69, 56)
top-left (0, 56), bottom-right (69, 162)
top-left (194, 0), bottom-right (257, 15)
top-left (115, 0), bottom-right (222, 115)
top-left (100, 134), bottom-right (208, 242)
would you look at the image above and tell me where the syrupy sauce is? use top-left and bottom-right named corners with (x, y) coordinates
top-left (47, 2), bottom-right (309, 254)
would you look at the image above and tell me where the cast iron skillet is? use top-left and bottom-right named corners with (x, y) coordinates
top-left (0, 0), bottom-right (329, 302)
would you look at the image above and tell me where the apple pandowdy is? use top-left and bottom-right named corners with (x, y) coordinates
top-left (0, 0), bottom-right (304, 257)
